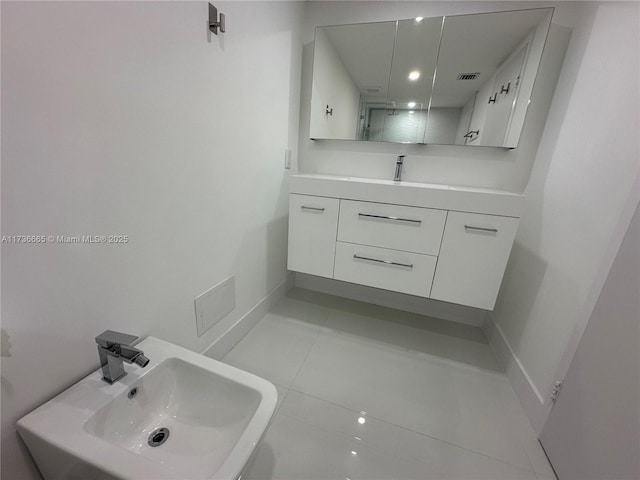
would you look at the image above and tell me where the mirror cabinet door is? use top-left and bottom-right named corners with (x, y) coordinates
top-left (432, 8), bottom-right (553, 147)
top-left (309, 8), bottom-right (553, 148)
top-left (310, 21), bottom-right (396, 141)
top-left (372, 17), bottom-right (442, 144)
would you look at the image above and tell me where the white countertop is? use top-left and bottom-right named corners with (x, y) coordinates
top-left (289, 174), bottom-right (525, 217)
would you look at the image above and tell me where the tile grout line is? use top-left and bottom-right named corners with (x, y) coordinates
top-left (287, 310), bottom-right (332, 390)
top-left (273, 386), bottom-right (291, 418)
top-left (282, 387), bottom-right (539, 475)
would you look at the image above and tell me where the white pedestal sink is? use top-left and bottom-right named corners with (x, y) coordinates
top-left (17, 337), bottom-right (277, 480)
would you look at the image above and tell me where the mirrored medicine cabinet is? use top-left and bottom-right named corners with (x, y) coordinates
top-left (309, 8), bottom-right (553, 148)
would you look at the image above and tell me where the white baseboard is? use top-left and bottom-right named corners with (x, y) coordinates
top-left (202, 273), bottom-right (295, 360)
top-left (484, 315), bottom-right (552, 434)
top-left (296, 273), bottom-right (487, 327)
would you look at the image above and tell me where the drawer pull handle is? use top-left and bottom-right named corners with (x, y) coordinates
top-left (464, 225), bottom-right (498, 233)
top-left (301, 206), bottom-right (325, 212)
top-left (358, 213), bottom-right (421, 224)
top-left (353, 254), bottom-right (413, 269)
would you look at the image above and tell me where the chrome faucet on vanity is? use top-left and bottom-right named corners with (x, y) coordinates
top-left (95, 330), bottom-right (149, 383)
top-left (394, 155), bottom-right (405, 182)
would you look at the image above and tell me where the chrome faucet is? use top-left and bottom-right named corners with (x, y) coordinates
top-left (394, 155), bottom-right (405, 182)
top-left (95, 330), bottom-right (149, 384)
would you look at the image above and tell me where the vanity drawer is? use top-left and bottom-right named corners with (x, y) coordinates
top-left (337, 200), bottom-right (447, 255)
top-left (288, 194), bottom-right (339, 278)
top-left (334, 242), bottom-right (437, 297)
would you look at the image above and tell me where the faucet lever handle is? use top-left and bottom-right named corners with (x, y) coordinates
top-left (95, 330), bottom-right (138, 348)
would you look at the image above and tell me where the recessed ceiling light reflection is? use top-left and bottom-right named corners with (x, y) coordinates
top-left (415, 16), bottom-right (424, 23)
top-left (409, 111), bottom-right (415, 114)
top-left (407, 102), bottom-right (416, 108)
top-left (408, 70), bottom-right (421, 81)
top-left (351, 450), bottom-right (358, 456)
top-left (357, 416), bottom-right (366, 424)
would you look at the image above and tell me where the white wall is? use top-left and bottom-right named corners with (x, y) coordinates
top-left (0, 2), bottom-right (303, 478)
top-left (310, 28), bottom-right (360, 140)
top-left (489, 1), bottom-right (640, 431)
top-left (297, 1), bottom-right (576, 192)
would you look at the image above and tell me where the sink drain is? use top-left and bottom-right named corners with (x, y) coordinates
top-left (147, 427), bottom-right (170, 447)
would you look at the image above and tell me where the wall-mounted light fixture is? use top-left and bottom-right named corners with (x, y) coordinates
top-left (209, 3), bottom-right (225, 35)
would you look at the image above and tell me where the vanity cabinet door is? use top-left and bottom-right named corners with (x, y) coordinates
top-left (430, 212), bottom-right (519, 310)
top-left (287, 194), bottom-right (339, 278)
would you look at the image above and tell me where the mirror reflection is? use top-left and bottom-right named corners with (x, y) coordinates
top-left (365, 16), bottom-right (442, 143)
top-left (309, 8), bottom-right (553, 148)
top-left (310, 21), bottom-right (396, 141)
top-left (434, 9), bottom-right (553, 147)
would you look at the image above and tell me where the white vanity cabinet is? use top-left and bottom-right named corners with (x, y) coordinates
top-left (430, 212), bottom-right (520, 310)
top-left (287, 194), bottom-right (339, 278)
top-left (287, 175), bottom-right (524, 311)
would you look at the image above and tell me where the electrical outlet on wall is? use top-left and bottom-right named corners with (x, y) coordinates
top-left (194, 276), bottom-right (235, 337)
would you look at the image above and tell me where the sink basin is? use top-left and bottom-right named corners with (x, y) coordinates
top-left (17, 337), bottom-right (277, 480)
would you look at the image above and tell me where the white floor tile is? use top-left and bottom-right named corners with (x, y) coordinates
top-left (243, 414), bottom-right (337, 480)
top-left (279, 390), bottom-right (538, 479)
top-left (291, 330), bottom-right (534, 470)
top-left (269, 292), bottom-right (331, 327)
top-left (245, 412), bottom-right (484, 480)
top-left (496, 384), bottom-right (557, 477)
top-left (223, 297), bottom-right (328, 387)
top-left (536, 475), bottom-right (557, 480)
top-left (228, 289), bottom-right (547, 479)
top-left (322, 308), bottom-right (501, 372)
